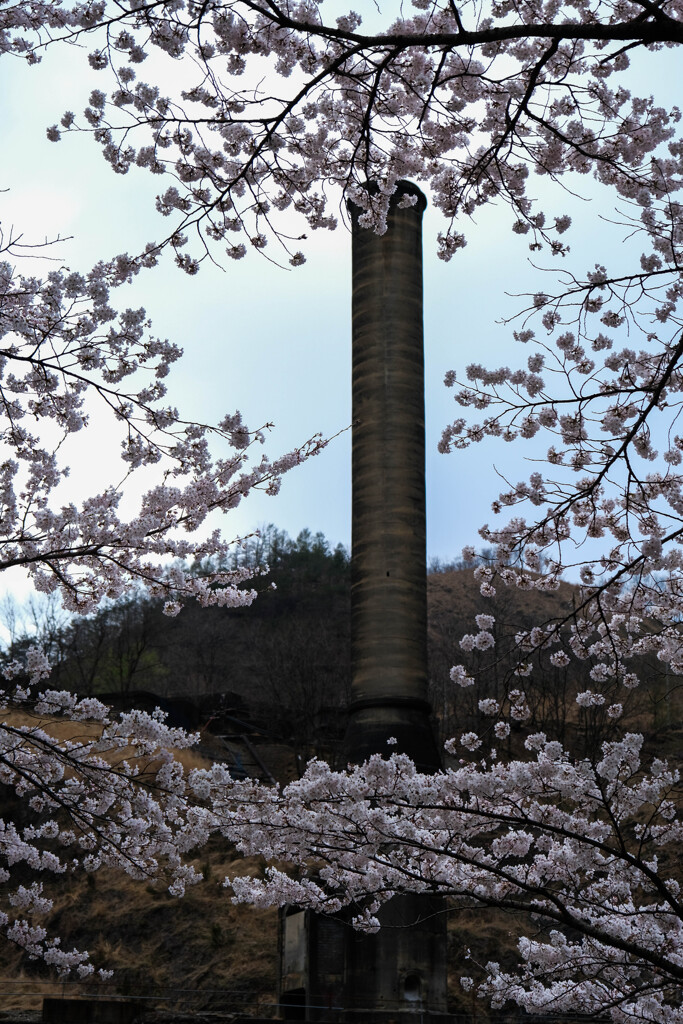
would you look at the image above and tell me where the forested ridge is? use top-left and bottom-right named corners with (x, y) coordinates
top-left (2, 525), bottom-right (677, 771)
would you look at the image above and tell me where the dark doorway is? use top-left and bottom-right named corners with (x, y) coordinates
top-left (280, 987), bottom-right (307, 1020)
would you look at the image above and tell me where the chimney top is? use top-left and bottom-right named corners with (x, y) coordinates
top-left (347, 179), bottom-right (428, 216)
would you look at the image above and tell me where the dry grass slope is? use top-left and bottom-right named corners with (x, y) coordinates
top-left (0, 845), bottom-right (277, 1014)
top-left (0, 714), bottom-right (278, 1015)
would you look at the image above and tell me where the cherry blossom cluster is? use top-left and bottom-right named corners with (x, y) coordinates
top-left (0, 223), bottom-right (325, 613)
top-left (0, 675), bottom-right (216, 973)
top-left (197, 737), bottom-right (683, 1024)
top-left (0, 217), bottom-right (324, 969)
top-left (0, 0), bottom-right (680, 267)
top-left (450, 603), bottom-right (630, 748)
top-left (4, 0), bottom-right (683, 1003)
top-left (3, 0), bottom-right (682, 698)
top-left (440, 248), bottom-right (683, 693)
top-left (4, 0), bottom-right (681, 704)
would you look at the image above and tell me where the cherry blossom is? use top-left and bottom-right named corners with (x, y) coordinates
top-left (3, 0), bottom-right (683, 1003)
top-left (197, 737), bottom-right (683, 1024)
top-left (0, 224), bottom-right (326, 612)
top-left (0, 224), bottom-right (326, 968)
top-left (0, 0), bottom-right (676, 268)
top-left (0, 671), bottom-right (217, 973)
top-left (0, 181), bottom-right (325, 972)
top-left (4, 0), bottom-right (683, 697)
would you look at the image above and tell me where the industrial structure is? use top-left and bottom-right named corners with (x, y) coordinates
top-left (279, 181), bottom-right (448, 1022)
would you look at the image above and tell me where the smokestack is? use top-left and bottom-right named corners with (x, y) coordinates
top-left (338, 181), bottom-right (448, 1023)
top-left (346, 180), bottom-right (441, 771)
top-left (278, 182), bottom-right (448, 1024)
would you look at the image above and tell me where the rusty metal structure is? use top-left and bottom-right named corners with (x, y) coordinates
top-left (279, 181), bottom-right (448, 1023)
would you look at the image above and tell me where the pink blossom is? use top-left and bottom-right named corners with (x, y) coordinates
top-left (460, 731), bottom-right (483, 751)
